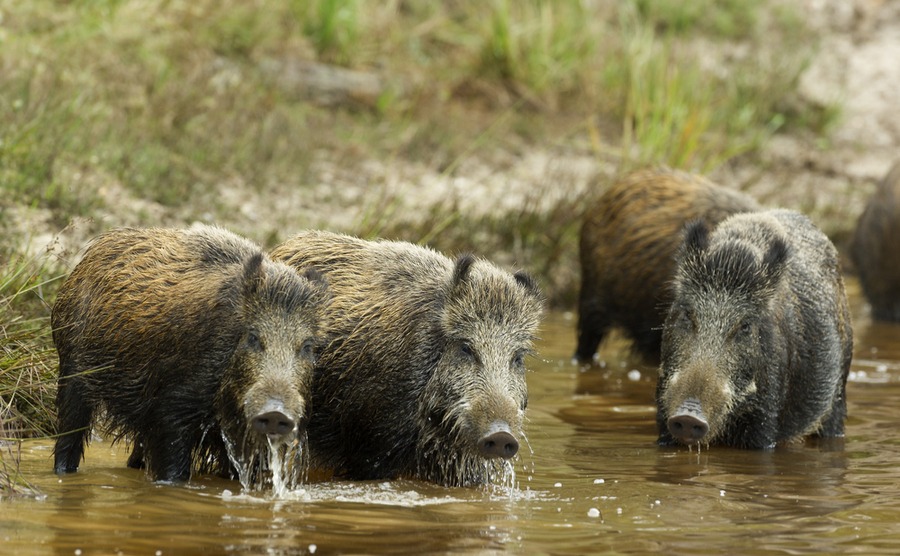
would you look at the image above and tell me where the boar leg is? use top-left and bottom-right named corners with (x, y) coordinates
top-left (54, 372), bottom-right (93, 474)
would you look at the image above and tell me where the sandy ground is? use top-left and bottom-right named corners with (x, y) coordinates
top-left (10, 0), bottom-right (900, 269)
top-left (720, 0), bottom-right (900, 242)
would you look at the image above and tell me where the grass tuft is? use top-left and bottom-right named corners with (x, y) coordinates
top-left (0, 244), bottom-right (63, 497)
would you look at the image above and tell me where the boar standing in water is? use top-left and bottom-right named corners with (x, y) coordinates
top-left (657, 209), bottom-right (852, 449)
top-left (576, 167), bottom-right (760, 364)
top-left (271, 231), bottom-right (544, 487)
top-left (851, 161), bottom-right (900, 321)
top-left (52, 225), bottom-right (328, 484)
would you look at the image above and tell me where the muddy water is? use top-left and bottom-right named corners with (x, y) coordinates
top-left (4, 278), bottom-right (900, 554)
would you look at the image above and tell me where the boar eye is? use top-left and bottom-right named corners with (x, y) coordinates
top-left (246, 330), bottom-right (263, 351)
top-left (675, 306), bottom-right (695, 331)
top-left (459, 341), bottom-right (476, 360)
top-left (736, 319), bottom-right (754, 339)
top-left (511, 350), bottom-right (527, 371)
top-left (297, 339), bottom-right (316, 361)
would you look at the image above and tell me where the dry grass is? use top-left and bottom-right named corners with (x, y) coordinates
top-left (0, 247), bottom-right (62, 497)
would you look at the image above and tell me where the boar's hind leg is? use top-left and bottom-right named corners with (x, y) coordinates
top-left (126, 439), bottom-right (145, 469)
top-left (575, 300), bottom-right (609, 364)
top-left (54, 375), bottom-right (93, 474)
top-left (817, 386), bottom-right (848, 438)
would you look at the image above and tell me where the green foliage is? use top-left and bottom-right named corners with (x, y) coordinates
top-left (475, 0), bottom-right (599, 107)
top-left (611, 25), bottom-right (722, 170)
top-left (295, 0), bottom-right (360, 65)
top-left (0, 250), bottom-right (61, 441)
top-left (633, 0), bottom-right (760, 38)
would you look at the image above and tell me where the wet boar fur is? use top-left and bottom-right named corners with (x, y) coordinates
top-left (270, 231), bottom-right (544, 487)
top-left (657, 209), bottom-right (852, 449)
top-left (851, 161), bottom-right (900, 321)
top-left (52, 225), bottom-right (328, 482)
top-left (576, 167), bottom-right (760, 364)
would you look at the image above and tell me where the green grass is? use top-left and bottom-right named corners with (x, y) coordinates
top-left (0, 0), bottom-right (830, 229)
top-left (0, 247), bottom-right (62, 498)
top-left (0, 0), bottom-right (838, 373)
top-left (297, 0), bottom-right (360, 65)
top-left (474, 0), bottom-right (599, 109)
top-left (0, 251), bottom-right (61, 439)
top-left (634, 0), bottom-right (760, 38)
top-left (0, 0), bottom-right (838, 302)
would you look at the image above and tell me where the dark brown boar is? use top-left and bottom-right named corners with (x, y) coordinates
top-left (270, 231), bottom-right (544, 487)
top-left (657, 209), bottom-right (852, 449)
top-left (851, 161), bottom-right (900, 321)
top-left (52, 225), bottom-right (328, 485)
top-left (576, 167), bottom-right (760, 364)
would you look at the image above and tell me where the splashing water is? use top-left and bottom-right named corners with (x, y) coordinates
top-left (221, 430), bottom-right (308, 495)
top-left (221, 432), bottom-right (253, 490)
top-left (267, 435), bottom-right (307, 498)
top-left (485, 459), bottom-right (518, 499)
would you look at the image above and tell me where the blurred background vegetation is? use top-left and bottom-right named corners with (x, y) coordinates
top-left (1, 0), bottom-right (841, 472)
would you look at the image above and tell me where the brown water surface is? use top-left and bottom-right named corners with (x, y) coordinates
top-left (3, 278), bottom-right (900, 554)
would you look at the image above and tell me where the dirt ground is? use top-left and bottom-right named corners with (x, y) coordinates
top-left (720, 0), bottom-right (900, 244)
top-left (12, 0), bottom-right (900, 273)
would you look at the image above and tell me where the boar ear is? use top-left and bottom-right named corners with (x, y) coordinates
top-left (452, 254), bottom-right (476, 287)
top-left (513, 270), bottom-right (542, 300)
top-left (302, 266), bottom-right (326, 286)
top-left (762, 237), bottom-right (789, 284)
top-left (683, 219), bottom-right (710, 254)
top-left (302, 266), bottom-right (330, 301)
top-left (241, 252), bottom-right (266, 296)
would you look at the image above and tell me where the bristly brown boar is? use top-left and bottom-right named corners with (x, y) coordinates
top-left (657, 209), bottom-right (852, 449)
top-left (851, 161), bottom-right (900, 322)
top-left (271, 230), bottom-right (544, 487)
top-left (52, 225), bottom-right (328, 485)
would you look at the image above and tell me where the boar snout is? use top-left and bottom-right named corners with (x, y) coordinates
top-left (478, 421), bottom-right (519, 459)
top-left (667, 398), bottom-right (710, 444)
top-left (251, 399), bottom-right (297, 439)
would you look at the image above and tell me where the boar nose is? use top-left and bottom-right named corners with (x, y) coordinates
top-left (251, 399), bottom-right (297, 438)
top-left (252, 410), bottom-right (296, 437)
top-left (479, 421), bottom-right (519, 459)
top-left (667, 414), bottom-right (709, 443)
top-left (667, 398), bottom-right (709, 443)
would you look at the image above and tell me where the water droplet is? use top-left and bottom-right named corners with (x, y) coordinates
top-left (616, 507), bottom-right (623, 515)
top-left (720, 490), bottom-right (726, 497)
top-left (587, 508), bottom-right (601, 518)
top-left (308, 544), bottom-right (317, 554)
top-left (554, 482), bottom-right (563, 487)
top-left (593, 478), bottom-right (605, 484)
top-left (627, 369), bottom-right (641, 381)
